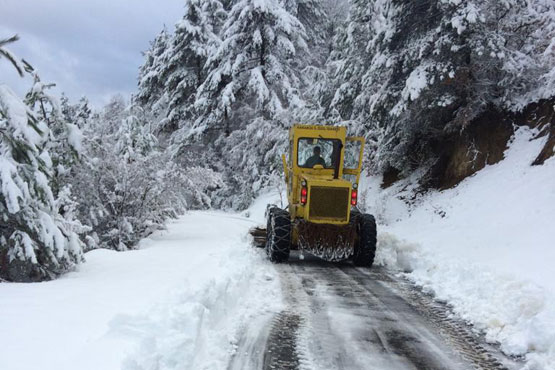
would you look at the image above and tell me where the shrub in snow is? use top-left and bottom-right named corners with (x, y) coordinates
top-left (183, 166), bottom-right (226, 209)
top-left (0, 36), bottom-right (83, 281)
top-left (69, 102), bottom-right (187, 250)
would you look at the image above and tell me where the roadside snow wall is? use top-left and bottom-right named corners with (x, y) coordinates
top-left (365, 127), bottom-right (555, 369)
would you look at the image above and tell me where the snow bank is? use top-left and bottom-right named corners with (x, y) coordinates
top-left (364, 127), bottom-right (555, 369)
top-left (0, 211), bottom-right (281, 370)
top-left (240, 189), bottom-right (284, 223)
top-left (120, 221), bottom-right (282, 370)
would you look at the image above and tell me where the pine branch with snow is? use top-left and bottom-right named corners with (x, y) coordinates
top-left (0, 42), bottom-right (84, 281)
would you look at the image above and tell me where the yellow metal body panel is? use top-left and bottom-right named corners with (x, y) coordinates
top-left (284, 124), bottom-right (365, 231)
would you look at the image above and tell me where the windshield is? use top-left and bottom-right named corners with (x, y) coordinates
top-left (297, 138), bottom-right (341, 168)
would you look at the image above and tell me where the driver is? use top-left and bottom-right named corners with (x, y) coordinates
top-left (304, 146), bottom-right (326, 168)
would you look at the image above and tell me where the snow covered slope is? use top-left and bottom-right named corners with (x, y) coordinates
top-left (361, 127), bottom-right (555, 369)
top-left (0, 211), bottom-right (282, 370)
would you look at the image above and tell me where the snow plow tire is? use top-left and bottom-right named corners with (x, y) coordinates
top-left (266, 207), bottom-right (291, 263)
top-left (352, 213), bottom-right (377, 267)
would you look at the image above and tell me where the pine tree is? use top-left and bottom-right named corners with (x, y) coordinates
top-left (137, 27), bottom-right (171, 123)
top-left (137, 1), bottom-right (225, 138)
top-left (60, 93), bottom-right (76, 124)
top-left (24, 68), bottom-right (83, 197)
top-left (327, 0), bottom-right (376, 122)
top-left (0, 37), bottom-right (83, 281)
top-left (184, 0), bottom-right (309, 208)
top-left (164, 0), bottom-right (224, 131)
top-left (285, 0), bottom-right (328, 65)
top-left (101, 94), bottom-right (127, 135)
top-left (196, 0), bottom-right (307, 134)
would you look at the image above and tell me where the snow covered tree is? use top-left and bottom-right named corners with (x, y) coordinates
top-left (0, 37), bottom-right (83, 281)
top-left (60, 93), bottom-right (76, 124)
top-left (196, 0), bottom-right (307, 133)
top-left (23, 68), bottom-right (83, 199)
top-left (284, 0), bottom-right (346, 124)
top-left (324, 0), bottom-right (555, 176)
top-left (75, 96), bottom-right (92, 128)
top-left (326, 0), bottom-right (373, 120)
top-left (68, 98), bottom-right (207, 250)
top-left (100, 94), bottom-right (127, 135)
top-left (164, 0), bottom-right (224, 132)
top-left (479, 0), bottom-right (555, 110)
top-left (185, 0), bottom-right (309, 208)
top-left (116, 104), bottom-right (157, 159)
top-left (137, 1), bottom-right (225, 138)
top-left (285, 0), bottom-right (328, 66)
top-left (137, 27), bottom-right (171, 130)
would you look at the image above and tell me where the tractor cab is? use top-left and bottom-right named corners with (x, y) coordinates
top-left (282, 125), bottom-right (364, 226)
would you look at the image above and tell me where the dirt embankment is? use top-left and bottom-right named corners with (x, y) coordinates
top-left (382, 98), bottom-right (555, 190)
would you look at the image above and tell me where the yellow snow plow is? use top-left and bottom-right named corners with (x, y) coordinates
top-left (251, 124), bottom-right (377, 266)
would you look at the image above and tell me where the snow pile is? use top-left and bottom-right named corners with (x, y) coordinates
top-left (0, 211), bottom-right (281, 370)
top-left (119, 220), bottom-right (281, 370)
top-left (365, 127), bottom-right (555, 369)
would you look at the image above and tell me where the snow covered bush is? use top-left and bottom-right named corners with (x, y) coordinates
top-left (68, 102), bottom-right (188, 250)
top-left (0, 36), bottom-right (84, 281)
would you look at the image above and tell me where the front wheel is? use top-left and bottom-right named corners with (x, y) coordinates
top-left (352, 213), bottom-right (377, 267)
top-left (266, 207), bottom-right (291, 263)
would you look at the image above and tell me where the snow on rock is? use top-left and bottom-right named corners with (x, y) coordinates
top-left (363, 127), bottom-right (555, 369)
top-left (0, 211), bottom-right (281, 370)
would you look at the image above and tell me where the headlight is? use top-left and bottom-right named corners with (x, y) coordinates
top-left (352, 183), bottom-right (358, 189)
top-left (301, 180), bottom-right (307, 187)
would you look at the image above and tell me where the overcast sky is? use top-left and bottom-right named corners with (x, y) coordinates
top-left (0, 0), bottom-right (185, 108)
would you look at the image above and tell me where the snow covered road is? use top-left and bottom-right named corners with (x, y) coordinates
top-left (229, 252), bottom-right (518, 370)
top-left (0, 194), bottom-right (546, 370)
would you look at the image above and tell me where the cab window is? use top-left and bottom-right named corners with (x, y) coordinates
top-left (297, 138), bottom-right (341, 168)
top-left (343, 140), bottom-right (362, 170)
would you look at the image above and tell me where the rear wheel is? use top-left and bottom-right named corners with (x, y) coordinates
top-left (352, 213), bottom-right (377, 267)
top-left (266, 207), bottom-right (291, 263)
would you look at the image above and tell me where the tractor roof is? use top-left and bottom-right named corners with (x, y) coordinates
top-left (290, 124), bottom-right (346, 140)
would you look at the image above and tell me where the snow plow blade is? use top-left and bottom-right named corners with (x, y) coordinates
top-left (296, 220), bottom-right (356, 261)
top-left (249, 227), bottom-right (267, 248)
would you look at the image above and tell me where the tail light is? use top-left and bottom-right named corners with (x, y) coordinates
top-left (351, 189), bottom-right (358, 206)
top-left (301, 186), bottom-right (307, 205)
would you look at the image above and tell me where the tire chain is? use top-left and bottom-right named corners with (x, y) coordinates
top-left (267, 208), bottom-right (292, 258)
